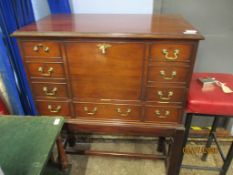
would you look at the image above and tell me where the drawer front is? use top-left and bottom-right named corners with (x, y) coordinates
top-left (146, 86), bottom-right (186, 103)
top-left (31, 82), bottom-right (68, 99)
top-left (26, 63), bottom-right (65, 79)
top-left (144, 106), bottom-right (182, 123)
top-left (150, 43), bottom-right (193, 62)
top-left (74, 102), bottom-right (141, 121)
top-left (22, 41), bottom-right (61, 58)
top-left (66, 42), bottom-right (144, 100)
top-left (36, 100), bottom-right (71, 117)
top-left (148, 65), bottom-right (189, 83)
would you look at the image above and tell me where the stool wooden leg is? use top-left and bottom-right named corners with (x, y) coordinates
top-left (201, 117), bottom-right (220, 161)
top-left (220, 142), bottom-right (233, 175)
top-left (167, 128), bottom-right (185, 175)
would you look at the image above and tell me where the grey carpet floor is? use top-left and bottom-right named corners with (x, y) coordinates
top-left (65, 137), bottom-right (233, 175)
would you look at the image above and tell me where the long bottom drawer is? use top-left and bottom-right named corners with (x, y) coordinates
top-left (74, 102), bottom-right (141, 121)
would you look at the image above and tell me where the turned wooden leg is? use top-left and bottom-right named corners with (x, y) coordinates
top-left (167, 128), bottom-right (185, 175)
top-left (56, 136), bottom-right (68, 170)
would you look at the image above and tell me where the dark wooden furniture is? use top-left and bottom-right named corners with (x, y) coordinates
top-left (13, 14), bottom-right (204, 175)
top-left (179, 73), bottom-right (233, 175)
top-left (0, 116), bottom-right (68, 175)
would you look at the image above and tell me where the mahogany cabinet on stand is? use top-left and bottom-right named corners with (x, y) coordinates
top-left (13, 14), bottom-right (204, 175)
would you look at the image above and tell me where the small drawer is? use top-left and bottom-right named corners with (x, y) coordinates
top-left (22, 41), bottom-right (61, 58)
top-left (146, 86), bottom-right (186, 103)
top-left (31, 82), bottom-right (68, 99)
top-left (148, 65), bottom-right (189, 83)
top-left (36, 100), bottom-right (71, 117)
top-left (150, 43), bottom-right (193, 62)
top-left (74, 102), bottom-right (141, 121)
top-left (144, 105), bottom-right (182, 123)
top-left (26, 62), bottom-right (65, 79)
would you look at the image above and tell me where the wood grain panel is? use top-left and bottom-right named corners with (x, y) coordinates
top-left (26, 62), bottom-right (65, 79)
top-left (74, 102), bottom-right (141, 121)
top-left (22, 41), bottom-right (61, 58)
top-left (66, 42), bottom-right (145, 100)
top-left (144, 105), bottom-right (182, 123)
top-left (146, 86), bottom-right (186, 103)
top-left (148, 63), bottom-right (190, 84)
top-left (150, 43), bottom-right (193, 62)
top-left (36, 100), bottom-right (71, 117)
top-left (31, 82), bottom-right (68, 99)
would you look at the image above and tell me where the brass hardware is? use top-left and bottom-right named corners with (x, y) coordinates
top-left (43, 86), bottom-right (57, 96)
top-left (84, 107), bottom-right (97, 115)
top-left (157, 91), bottom-right (173, 100)
top-left (116, 108), bottom-right (132, 117)
top-left (97, 43), bottom-right (112, 54)
top-left (100, 99), bottom-right (111, 102)
top-left (160, 70), bottom-right (177, 80)
top-left (154, 110), bottom-right (170, 118)
top-left (38, 67), bottom-right (54, 77)
top-left (33, 43), bottom-right (50, 53)
top-left (48, 105), bottom-right (61, 113)
top-left (162, 49), bottom-right (180, 60)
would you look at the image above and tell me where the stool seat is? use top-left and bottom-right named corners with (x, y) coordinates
top-left (187, 73), bottom-right (233, 116)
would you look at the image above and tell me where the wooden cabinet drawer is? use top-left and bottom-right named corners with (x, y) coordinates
top-left (66, 42), bottom-right (144, 100)
top-left (150, 43), bottom-right (193, 62)
top-left (148, 64), bottom-right (190, 83)
top-left (74, 102), bottom-right (141, 121)
top-left (146, 86), bottom-right (186, 103)
top-left (144, 105), bottom-right (182, 123)
top-left (22, 41), bottom-right (61, 58)
top-left (36, 100), bottom-right (71, 117)
top-left (31, 82), bottom-right (68, 99)
top-left (26, 62), bottom-right (65, 79)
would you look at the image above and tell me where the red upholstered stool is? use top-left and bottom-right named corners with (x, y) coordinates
top-left (180, 73), bottom-right (233, 175)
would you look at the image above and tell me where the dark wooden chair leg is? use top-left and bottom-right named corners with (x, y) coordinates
top-left (201, 116), bottom-right (220, 161)
top-left (157, 137), bottom-right (165, 153)
top-left (167, 128), bottom-right (185, 175)
top-left (56, 136), bottom-right (68, 170)
top-left (220, 142), bottom-right (233, 175)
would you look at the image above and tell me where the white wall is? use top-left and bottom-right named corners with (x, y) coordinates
top-left (70, 0), bottom-right (153, 14)
top-left (31, 0), bottom-right (50, 20)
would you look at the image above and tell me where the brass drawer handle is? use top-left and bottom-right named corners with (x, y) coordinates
top-left (116, 108), bottom-right (132, 117)
top-left (154, 110), bottom-right (170, 119)
top-left (48, 105), bottom-right (61, 113)
top-left (162, 49), bottom-right (180, 60)
top-left (38, 67), bottom-right (54, 77)
top-left (84, 107), bottom-right (97, 115)
top-left (160, 70), bottom-right (176, 80)
top-left (33, 43), bottom-right (50, 53)
top-left (43, 86), bottom-right (57, 96)
top-left (157, 91), bottom-right (173, 101)
top-left (97, 43), bottom-right (112, 54)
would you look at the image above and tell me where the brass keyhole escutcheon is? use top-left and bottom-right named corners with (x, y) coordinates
top-left (97, 43), bottom-right (112, 54)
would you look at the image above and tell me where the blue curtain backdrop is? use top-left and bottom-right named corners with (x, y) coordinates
top-left (48, 0), bottom-right (71, 14)
top-left (0, 0), bottom-right (37, 115)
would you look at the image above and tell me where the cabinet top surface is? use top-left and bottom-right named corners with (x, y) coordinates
top-left (13, 14), bottom-right (204, 40)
